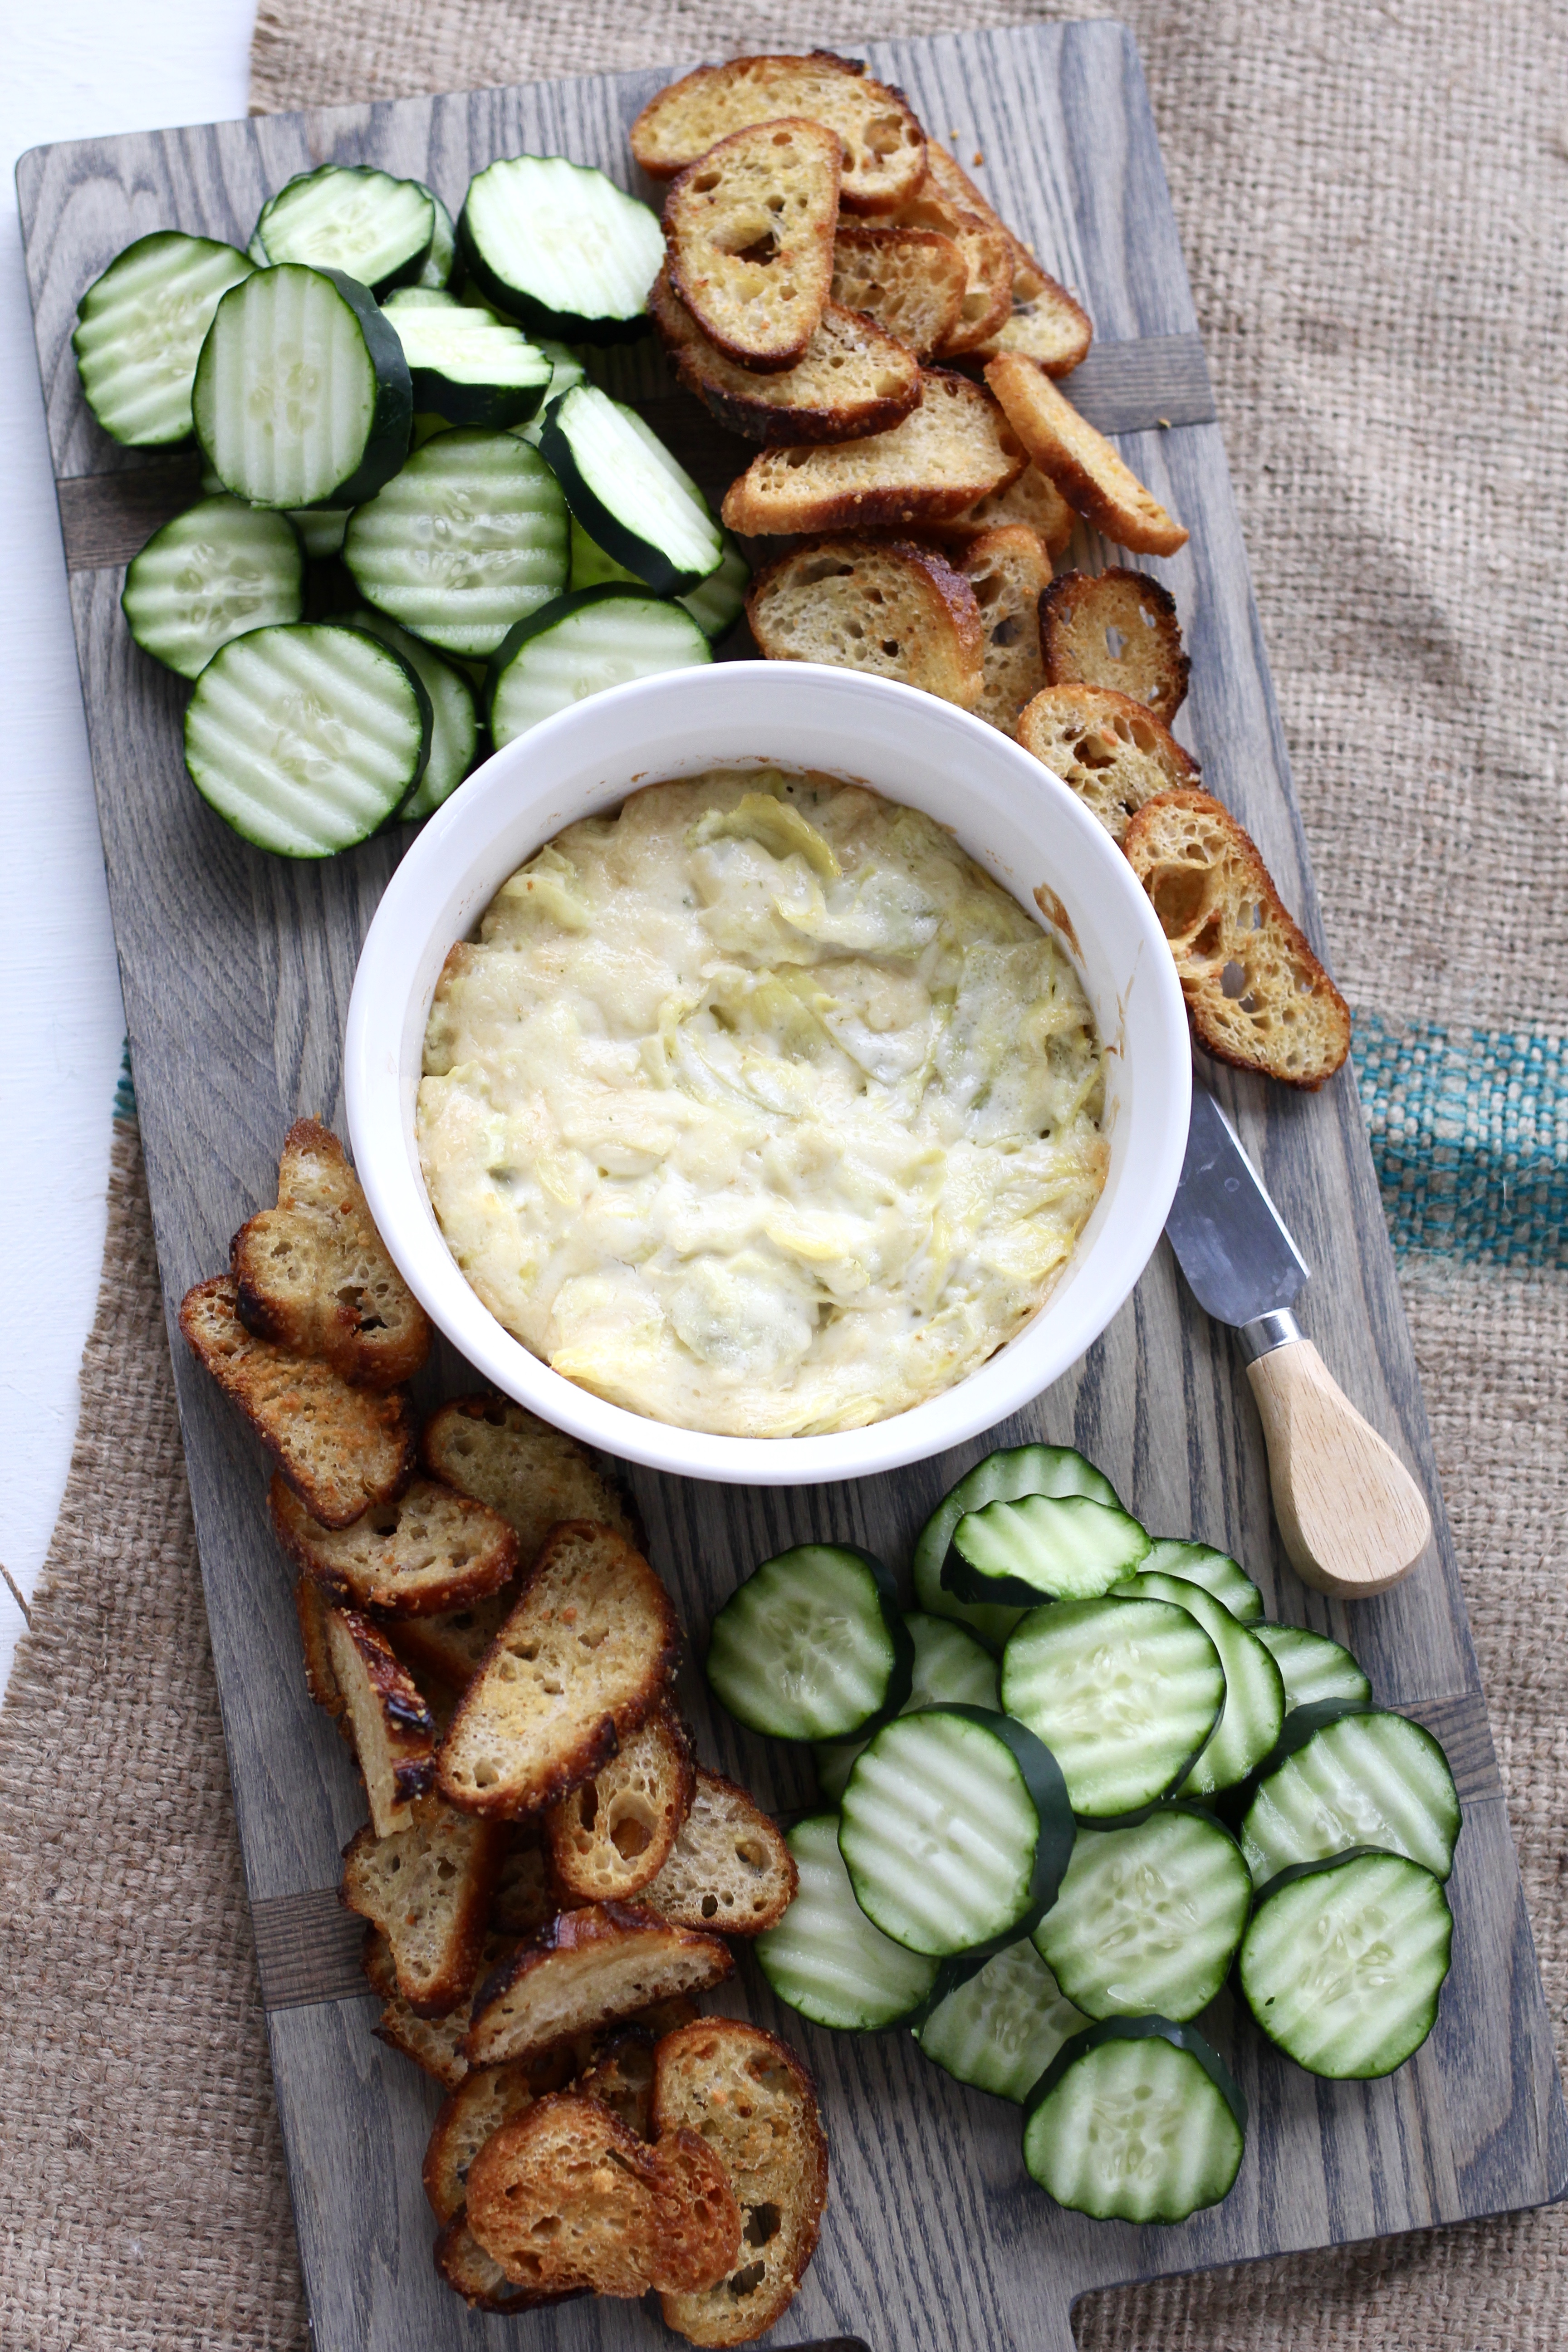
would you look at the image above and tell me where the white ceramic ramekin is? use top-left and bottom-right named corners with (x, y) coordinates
top-left (344, 661), bottom-right (1190, 1485)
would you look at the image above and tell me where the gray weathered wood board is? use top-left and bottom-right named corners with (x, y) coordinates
top-left (17, 22), bottom-right (1564, 2352)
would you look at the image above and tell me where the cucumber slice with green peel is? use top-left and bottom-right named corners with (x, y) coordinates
top-left (756, 1812), bottom-right (940, 2032)
top-left (946, 1492), bottom-right (1150, 1609)
top-left (1115, 1571), bottom-right (1285, 1798)
top-left (1239, 1847), bottom-right (1453, 2078)
top-left (288, 507), bottom-right (350, 558)
top-left (705, 1544), bottom-right (912, 1744)
top-left (1002, 1596), bottom-right (1225, 1821)
top-left (252, 165), bottom-right (435, 295)
top-left (540, 385), bottom-right (723, 595)
top-left (1033, 1808), bottom-right (1252, 2021)
top-left (814, 1610), bottom-right (999, 1803)
top-left (487, 588), bottom-right (710, 748)
top-left (839, 1705), bottom-right (1073, 1959)
top-left (247, 230), bottom-right (269, 268)
top-left (914, 1443), bottom-right (1124, 1649)
top-left (194, 265), bottom-right (412, 510)
top-left (183, 621), bottom-right (431, 857)
top-left (511, 339), bottom-right (588, 445)
top-left (122, 496), bottom-right (304, 678)
top-left (569, 515), bottom-right (751, 643)
top-left (382, 291), bottom-right (552, 428)
top-left (415, 188), bottom-right (459, 289)
top-left (1239, 1703), bottom-right (1461, 1887)
top-left (460, 153), bottom-right (664, 343)
top-left (916, 1939), bottom-right (1089, 2103)
top-left (340, 610), bottom-right (477, 818)
top-left (1022, 2017), bottom-right (1246, 2222)
top-left (1253, 1622), bottom-right (1372, 1711)
top-left (73, 232), bottom-right (255, 448)
top-left (343, 426), bottom-right (568, 657)
top-left (1138, 1538), bottom-right (1264, 1624)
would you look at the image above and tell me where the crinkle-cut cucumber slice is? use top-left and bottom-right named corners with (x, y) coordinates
top-left (916, 1938), bottom-right (1089, 2103)
top-left (913, 1442), bottom-right (1123, 1650)
top-left (706, 1543), bottom-right (911, 1743)
top-left (343, 425), bottom-right (568, 657)
top-left (510, 337), bottom-right (589, 446)
top-left (839, 1705), bottom-right (1073, 1959)
top-left (252, 164), bottom-right (435, 295)
top-left (183, 620), bottom-right (430, 857)
top-left (1239, 1702), bottom-right (1461, 1887)
top-left (415, 187), bottom-right (459, 289)
top-left (1022, 2017), bottom-right (1246, 2222)
top-left (1033, 1807), bottom-right (1252, 2021)
top-left (1240, 1847), bottom-right (1452, 2077)
top-left (756, 1812), bottom-right (939, 2031)
top-left (541, 384), bottom-right (723, 595)
top-left (122, 496), bottom-right (304, 679)
top-left (946, 1491), bottom-right (1150, 1609)
top-left (341, 610), bottom-right (477, 818)
top-left (382, 290), bottom-right (552, 429)
top-left (73, 231), bottom-right (255, 448)
top-left (1001, 1595), bottom-right (1225, 1821)
top-left (460, 153), bottom-right (664, 343)
top-left (194, 265), bottom-right (412, 510)
top-left (1139, 1537), bottom-right (1264, 1624)
top-left (1253, 1622), bottom-right (1372, 1711)
top-left (568, 514), bottom-right (750, 643)
top-left (1113, 1570), bottom-right (1284, 1798)
top-left (486, 588), bottom-right (710, 748)
top-left (815, 1610), bottom-right (998, 1803)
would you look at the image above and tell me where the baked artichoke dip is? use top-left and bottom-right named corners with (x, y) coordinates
top-left (417, 769), bottom-right (1109, 1437)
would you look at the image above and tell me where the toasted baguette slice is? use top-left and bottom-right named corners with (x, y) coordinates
top-left (1124, 789), bottom-right (1352, 1088)
top-left (343, 1795), bottom-right (506, 2013)
top-left (270, 1474), bottom-right (517, 1619)
top-left (230, 1119), bottom-right (430, 1387)
top-left (631, 51), bottom-right (925, 216)
top-left (326, 1609), bottom-right (437, 1835)
top-left (576, 2026), bottom-right (657, 2140)
top-left (433, 2215), bottom-right (583, 2315)
top-left (466, 1902), bottom-right (733, 2068)
top-left (420, 1393), bottom-right (638, 1570)
top-left (178, 1276), bottom-right (414, 1528)
top-left (1040, 564), bottom-right (1190, 722)
top-left (490, 1822), bottom-right (559, 1937)
top-left (892, 178), bottom-right (1012, 356)
top-left (958, 523), bottom-right (1051, 733)
top-left (546, 1701), bottom-right (696, 1903)
top-left (640, 1769), bottom-right (797, 1936)
top-left (466, 2093), bottom-right (740, 2298)
top-left (664, 119), bottom-right (840, 373)
top-left (364, 1924), bottom-right (480, 2086)
top-left (1017, 683), bottom-right (1200, 844)
top-left (917, 146), bottom-right (1093, 377)
top-left (436, 1522), bottom-right (680, 1818)
top-left (389, 1584), bottom-right (518, 1694)
top-left (721, 368), bottom-right (1023, 535)
top-left (424, 2058), bottom-right (552, 2224)
top-left (932, 460), bottom-right (1074, 555)
top-left (653, 2020), bottom-right (828, 2346)
top-left (747, 534), bottom-right (984, 709)
top-left (651, 269), bottom-right (920, 444)
top-left (830, 224), bottom-right (967, 360)
top-left (986, 353), bottom-right (1188, 555)
top-left (294, 1573), bottom-right (347, 1728)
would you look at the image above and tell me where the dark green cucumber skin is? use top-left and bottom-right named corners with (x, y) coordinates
top-left (457, 210), bottom-right (652, 347)
top-left (1237, 1846), bottom-right (1453, 2077)
top-left (193, 267), bottom-right (412, 510)
top-left (1023, 2012), bottom-right (1248, 2137)
top-left (404, 359), bottom-right (550, 431)
top-left (483, 586), bottom-right (690, 723)
top-left (704, 1541), bottom-right (915, 1744)
top-left (876, 1702), bottom-right (1076, 1955)
top-left (536, 404), bottom-right (713, 597)
top-left (253, 166), bottom-right (435, 297)
top-left (73, 231), bottom-right (255, 449)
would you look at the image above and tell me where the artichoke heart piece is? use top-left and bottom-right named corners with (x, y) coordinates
top-left (489, 844), bottom-right (593, 932)
top-left (690, 791), bottom-right (842, 877)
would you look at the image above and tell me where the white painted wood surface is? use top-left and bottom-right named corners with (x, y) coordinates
top-left (0, 0), bottom-right (253, 1694)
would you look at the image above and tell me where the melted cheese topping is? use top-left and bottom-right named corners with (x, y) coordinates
top-left (417, 769), bottom-right (1109, 1438)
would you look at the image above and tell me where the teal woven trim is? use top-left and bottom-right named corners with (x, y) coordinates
top-left (113, 1039), bottom-right (137, 1125)
top-left (1356, 1014), bottom-right (1567, 1268)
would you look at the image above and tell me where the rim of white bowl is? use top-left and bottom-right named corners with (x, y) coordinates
top-left (345, 661), bottom-right (1191, 1485)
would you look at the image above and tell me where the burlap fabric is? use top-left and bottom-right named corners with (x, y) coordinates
top-left (3, 4), bottom-right (1563, 2345)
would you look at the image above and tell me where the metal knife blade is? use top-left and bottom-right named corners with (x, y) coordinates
top-left (1166, 1087), bottom-right (1308, 1329)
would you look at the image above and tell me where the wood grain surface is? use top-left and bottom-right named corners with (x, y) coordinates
top-left (17, 22), bottom-right (1565, 2352)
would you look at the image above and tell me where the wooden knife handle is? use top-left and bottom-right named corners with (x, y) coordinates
top-left (1246, 1338), bottom-right (1432, 1598)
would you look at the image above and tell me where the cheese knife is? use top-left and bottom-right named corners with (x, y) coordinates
top-left (1166, 1086), bottom-right (1432, 1598)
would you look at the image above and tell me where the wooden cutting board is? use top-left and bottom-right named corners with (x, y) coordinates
top-left (17, 22), bottom-right (1565, 2350)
